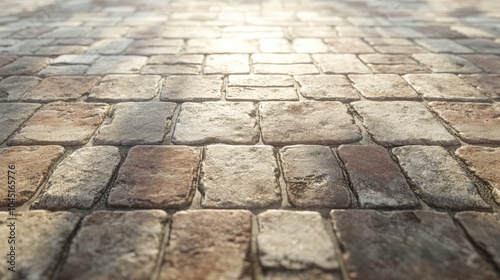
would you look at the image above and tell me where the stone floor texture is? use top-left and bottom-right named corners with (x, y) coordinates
top-left (0, 0), bottom-right (500, 279)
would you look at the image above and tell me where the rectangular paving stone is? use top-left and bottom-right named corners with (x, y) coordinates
top-left (404, 74), bottom-right (488, 101)
top-left (163, 26), bottom-right (221, 38)
top-left (228, 75), bottom-right (293, 87)
top-left (160, 210), bottom-right (252, 280)
top-left (331, 210), bottom-right (498, 280)
top-left (260, 101), bottom-right (361, 145)
top-left (373, 45), bottom-right (428, 54)
top-left (200, 145), bottom-right (281, 208)
top-left (253, 64), bottom-right (319, 75)
top-left (35, 45), bottom-right (88, 56)
top-left (56, 210), bottom-right (167, 280)
top-left (126, 46), bottom-right (180, 56)
top-left (51, 54), bottom-right (99, 65)
top-left (429, 102), bottom-right (500, 144)
top-left (324, 38), bottom-right (375, 53)
top-left (42, 27), bottom-right (91, 38)
top-left (34, 146), bottom-right (121, 210)
top-left (0, 146), bottom-right (64, 206)
top-left (352, 101), bottom-right (458, 146)
top-left (251, 53), bottom-right (311, 64)
top-left (460, 54), bottom-right (500, 73)
top-left (460, 74), bottom-right (500, 100)
top-left (312, 54), bottom-right (371, 74)
top-left (411, 54), bottom-right (482, 73)
top-left (88, 74), bottom-right (161, 102)
top-left (0, 56), bottom-right (50, 76)
top-left (87, 38), bottom-right (133, 54)
top-left (94, 102), bottom-right (177, 145)
top-left (0, 103), bottom-right (40, 144)
top-left (292, 38), bottom-right (329, 53)
top-left (186, 39), bottom-right (259, 53)
top-left (148, 54), bottom-right (203, 65)
top-left (294, 75), bottom-right (360, 101)
top-left (455, 212), bottom-right (500, 269)
top-left (456, 38), bottom-right (500, 54)
top-left (280, 145), bottom-right (351, 208)
top-left (359, 54), bottom-right (418, 65)
top-left (86, 26), bottom-right (129, 38)
top-left (160, 75), bottom-right (222, 102)
top-left (0, 211), bottom-right (81, 280)
top-left (173, 102), bottom-right (259, 145)
top-left (108, 146), bottom-right (201, 209)
top-left (204, 54), bottom-right (250, 74)
top-left (23, 76), bottom-right (99, 101)
top-left (86, 55), bottom-right (147, 75)
top-left (0, 55), bottom-right (16, 67)
top-left (415, 39), bottom-right (474, 53)
top-left (455, 146), bottom-right (500, 204)
top-left (393, 146), bottom-right (489, 210)
top-left (8, 102), bottom-right (109, 146)
top-left (349, 74), bottom-right (419, 100)
top-left (259, 38), bottom-right (291, 53)
top-left (227, 87), bottom-right (298, 101)
top-left (37, 65), bottom-right (89, 77)
top-left (0, 76), bottom-right (41, 101)
top-left (257, 210), bottom-right (339, 270)
top-left (367, 63), bottom-right (430, 74)
top-left (141, 64), bottom-right (201, 75)
top-left (338, 145), bottom-right (419, 209)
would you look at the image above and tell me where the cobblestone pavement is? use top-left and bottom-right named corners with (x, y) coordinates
top-left (1, 0), bottom-right (500, 279)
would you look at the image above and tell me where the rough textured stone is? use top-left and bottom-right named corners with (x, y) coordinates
top-left (42, 27), bottom-right (91, 38)
top-left (359, 54), bottom-right (417, 65)
top-left (456, 38), bottom-right (500, 54)
top-left (200, 145), bottom-right (281, 208)
top-left (94, 102), bottom-right (176, 145)
top-left (88, 38), bottom-right (133, 54)
top-left (352, 101), bottom-right (458, 145)
top-left (0, 56), bottom-right (50, 75)
top-left (88, 74), bottom-right (161, 102)
top-left (295, 75), bottom-right (359, 101)
top-left (338, 145), bottom-right (419, 209)
top-left (460, 54), bottom-right (500, 73)
top-left (23, 76), bottom-right (99, 101)
top-left (349, 74), bottom-right (419, 100)
top-left (204, 54), bottom-right (250, 74)
top-left (227, 87), bottom-right (298, 101)
top-left (455, 146), bottom-right (500, 204)
top-left (331, 210), bottom-right (498, 280)
top-left (148, 54), bottom-right (203, 65)
top-left (415, 39), bottom-right (473, 53)
top-left (263, 270), bottom-right (339, 280)
top-left (260, 101), bottom-right (361, 145)
top-left (459, 74), bottom-right (500, 100)
top-left (393, 146), bottom-right (489, 210)
top-left (228, 75), bottom-right (293, 87)
top-left (368, 64), bottom-right (430, 74)
top-left (251, 54), bottom-right (311, 64)
top-left (51, 54), bottom-right (99, 65)
top-left (186, 38), bottom-right (259, 54)
top-left (108, 146), bottom-right (201, 209)
top-left (455, 212), bottom-right (500, 269)
top-left (173, 102), bottom-right (259, 145)
top-left (0, 103), bottom-right (40, 144)
top-left (57, 211), bottom-right (167, 280)
top-left (0, 76), bottom-right (41, 100)
top-left (37, 65), bottom-right (89, 77)
top-left (35, 147), bottom-right (121, 210)
top-left (253, 64), bottom-right (319, 75)
top-left (0, 211), bottom-right (81, 280)
top-left (8, 102), bottom-right (109, 146)
top-left (280, 145), bottom-right (351, 208)
top-left (292, 38), bottom-right (329, 53)
top-left (404, 74), bottom-right (487, 101)
top-left (0, 146), bottom-right (64, 206)
top-left (36, 45), bottom-right (88, 55)
top-left (141, 64), bottom-right (201, 75)
top-left (411, 54), bottom-right (481, 73)
top-left (373, 45), bottom-right (428, 54)
top-left (258, 210), bottom-right (338, 270)
top-left (429, 102), bottom-right (500, 144)
top-left (160, 75), bottom-right (222, 101)
top-left (0, 55), bottom-right (16, 67)
top-left (313, 54), bottom-right (371, 74)
top-left (324, 38), bottom-right (375, 53)
top-left (87, 56), bottom-right (147, 75)
top-left (160, 210), bottom-right (252, 280)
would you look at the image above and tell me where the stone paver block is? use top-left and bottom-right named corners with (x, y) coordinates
top-left (258, 210), bottom-right (339, 270)
top-left (42, 27), bottom-right (91, 38)
top-left (331, 210), bottom-right (498, 280)
top-left (57, 210), bottom-right (167, 280)
top-left (455, 212), bottom-right (500, 269)
top-left (253, 64), bottom-right (319, 75)
top-left (141, 64), bottom-right (201, 75)
top-left (0, 211), bottom-right (81, 280)
top-left (352, 101), bottom-right (458, 146)
top-left (186, 39), bottom-right (259, 54)
top-left (0, 56), bottom-right (50, 75)
top-left (88, 74), bottom-right (161, 102)
top-left (200, 145), bottom-right (281, 208)
top-left (404, 74), bottom-right (487, 101)
top-left (349, 74), bottom-right (419, 100)
top-left (0, 76), bottom-right (41, 100)
top-left (280, 145), bottom-right (351, 208)
top-left (368, 64), bottom-right (430, 74)
top-left (148, 54), bottom-right (203, 65)
top-left (227, 87), bottom-right (298, 101)
top-left (373, 45), bottom-right (428, 54)
top-left (455, 146), bottom-right (500, 204)
top-left (461, 54), bottom-right (500, 73)
top-left (23, 76), bottom-right (99, 101)
top-left (412, 54), bottom-right (481, 73)
top-left (0, 146), bottom-right (64, 206)
top-left (95, 102), bottom-right (176, 145)
top-left (108, 146), bottom-right (201, 209)
top-left (38, 65), bottom-right (89, 77)
top-left (160, 75), bottom-right (222, 101)
top-left (160, 210), bottom-right (252, 280)
top-left (456, 38), bottom-right (500, 54)
top-left (88, 38), bottom-right (133, 54)
top-left (251, 54), bottom-right (311, 64)
top-left (292, 38), bottom-right (329, 53)
top-left (430, 102), bottom-right (500, 144)
top-left (173, 102), bottom-right (259, 145)
top-left (313, 54), bottom-right (371, 74)
top-left (415, 39), bottom-right (473, 53)
top-left (393, 146), bottom-right (489, 210)
top-left (86, 27), bottom-right (130, 38)
top-left (87, 56), bottom-right (147, 75)
top-left (325, 38), bottom-right (375, 53)
top-left (260, 101), bottom-right (361, 145)
top-left (0, 103), bottom-right (40, 144)
top-left (204, 54), bottom-right (250, 74)
top-left (8, 102), bottom-right (109, 146)
top-left (259, 38), bottom-right (291, 53)
top-left (51, 54), bottom-right (99, 65)
top-left (36, 45), bottom-right (88, 56)
top-left (228, 75), bottom-right (293, 87)
top-left (295, 75), bottom-right (359, 101)
top-left (460, 74), bottom-right (500, 100)
top-left (35, 146), bottom-right (121, 210)
top-left (359, 54), bottom-right (417, 65)
top-left (338, 145), bottom-right (419, 209)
